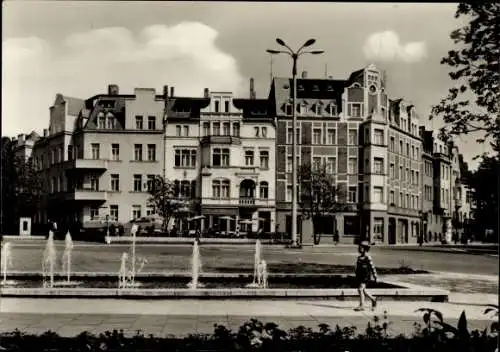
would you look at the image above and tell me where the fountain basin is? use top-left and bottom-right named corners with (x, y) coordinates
top-left (0, 273), bottom-right (449, 302)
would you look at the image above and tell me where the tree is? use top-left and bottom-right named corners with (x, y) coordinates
top-left (430, 3), bottom-right (500, 154)
top-left (147, 175), bottom-right (193, 232)
top-left (1, 137), bottom-right (44, 234)
top-left (468, 155), bottom-right (499, 242)
top-left (298, 163), bottom-right (345, 240)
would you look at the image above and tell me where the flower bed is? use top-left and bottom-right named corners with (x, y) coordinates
top-left (0, 307), bottom-right (497, 351)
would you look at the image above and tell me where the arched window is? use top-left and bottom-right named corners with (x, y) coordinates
top-left (106, 112), bottom-right (116, 129)
top-left (98, 112), bottom-right (106, 129)
top-left (259, 181), bottom-right (269, 199)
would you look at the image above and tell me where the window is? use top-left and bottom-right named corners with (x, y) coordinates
top-left (348, 186), bottom-right (357, 203)
top-left (374, 129), bottom-right (384, 145)
top-left (90, 175), bottom-right (99, 191)
top-left (51, 149), bottom-right (56, 164)
top-left (327, 129), bottom-right (336, 145)
top-left (405, 168), bottom-right (409, 182)
top-left (399, 140), bottom-right (403, 154)
top-left (348, 158), bottom-right (357, 174)
top-left (411, 170), bottom-right (415, 184)
top-left (390, 163), bottom-right (395, 178)
top-left (390, 137), bottom-right (395, 151)
top-left (286, 185), bottom-right (293, 202)
top-left (147, 144), bottom-right (156, 161)
top-left (285, 103), bottom-right (292, 115)
top-left (111, 144), bottom-right (120, 161)
top-left (416, 147), bottom-right (420, 159)
top-left (326, 157), bottom-right (336, 174)
top-left (58, 146), bottom-right (63, 163)
top-left (224, 101), bottom-right (230, 113)
top-left (287, 156), bottom-right (293, 173)
top-left (146, 175), bottom-right (155, 192)
top-left (213, 148), bottom-right (229, 166)
top-left (176, 125), bottom-right (181, 136)
top-left (373, 187), bottom-right (383, 203)
top-left (232, 122), bottom-right (240, 137)
top-left (107, 115), bottom-right (116, 129)
top-left (59, 175), bottom-right (64, 192)
top-left (215, 101), bottom-right (220, 113)
top-left (245, 150), bottom-right (254, 166)
top-left (134, 144), bottom-right (142, 161)
top-left (313, 157), bottom-right (322, 171)
top-left (90, 144), bottom-right (99, 160)
top-left (110, 205), bottom-right (119, 222)
top-left (212, 179), bottom-right (230, 198)
top-left (110, 174), bottom-right (120, 191)
top-left (374, 158), bottom-right (384, 175)
top-left (406, 143), bottom-right (410, 157)
top-left (223, 122), bottom-right (230, 136)
top-left (287, 128), bottom-right (293, 144)
top-left (411, 146), bottom-right (415, 159)
top-left (90, 206), bottom-right (99, 221)
top-left (348, 130), bottom-right (357, 145)
top-left (349, 103), bottom-right (362, 117)
top-left (98, 115), bottom-right (106, 129)
top-left (183, 125), bottom-right (189, 137)
top-left (399, 192), bottom-right (403, 207)
top-left (203, 122), bottom-right (210, 136)
top-left (399, 166), bottom-right (403, 180)
top-left (132, 205), bottom-right (141, 220)
top-left (259, 150), bottom-right (269, 169)
top-left (259, 182), bottom-right (269, 199)
top-left (148, 116), bottom-right (156, 130)
top-left (328, 103), bottom-right (336, 116)
top-left (390, 190), bottom-right (395, 205)
top-left (261, 127), bottom-right (267, 138)
top-left (174, 149), bottom-right (196, 168)
top-left (373, 218), bottom-right (384, 242)
top-left (313, 129), bottom-right (322, 144)
top-left (406, 194), bottom-right (410, 208)
top-left (133, 174), bottom-right (142, 192)
top-left (67, 145), bottom-right (73, 161)
top-left (254, 127), bottom-right (260, 137)
top-left (135, 116), bottom-right (143, 130)
top-left (213, 122), bottom-right (220, 136)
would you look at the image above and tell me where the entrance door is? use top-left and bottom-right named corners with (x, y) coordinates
top-left (388, 218), bottom-right (396, 245)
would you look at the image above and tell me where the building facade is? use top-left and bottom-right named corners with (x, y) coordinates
top-left (10, 66), bottom-right (470, 243)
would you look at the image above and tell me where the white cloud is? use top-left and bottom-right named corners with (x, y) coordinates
top-left (2, 22), bottom-right (245, 136)
top-left (363, 30), bottom-right (427, 63)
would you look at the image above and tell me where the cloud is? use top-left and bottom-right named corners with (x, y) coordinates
top-left (363, 30), bottom-right (427, 63)
top-left (2, 22), bottom-right (245, 136)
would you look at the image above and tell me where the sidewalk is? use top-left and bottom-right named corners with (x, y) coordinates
top-left (0, 296), bottom-right (496, 338)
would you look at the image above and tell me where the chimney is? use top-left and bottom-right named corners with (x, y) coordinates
top-left (170, 86), bottom-right (175, 98)
top-left (250, 78), bottom-right (256, 99)
top-left (108, 84), bottom-right (119, 95)
top-left (163, 85), bottom-right (169, 99)
top-left (43, 129), bottom-right (48, 137)
top-left (302, 71), bottom-right (308, 79)
top-left (18, 134), bottom-right (25, 142)
top-left (204, 88), bottom-right (209, 98)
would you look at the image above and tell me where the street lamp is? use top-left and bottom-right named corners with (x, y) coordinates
top-left (266, 38), bottom-right (324, 247)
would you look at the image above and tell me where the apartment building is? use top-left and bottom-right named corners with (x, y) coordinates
top-left (31, 85), bottom-right (165, 230)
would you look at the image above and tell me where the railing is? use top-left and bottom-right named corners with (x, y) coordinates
top-left (239, 197), bottom-right (255, 205)
top-left (200, 135), bottom-right (241, 145)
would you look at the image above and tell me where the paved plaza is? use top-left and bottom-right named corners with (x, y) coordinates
top-left (0, 294), bottom-right (497, 338)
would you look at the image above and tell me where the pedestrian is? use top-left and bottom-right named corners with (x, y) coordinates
top-left (354, 240), bottom-right (378, 311)
top-left (333, 229), bottom-right (339, 245)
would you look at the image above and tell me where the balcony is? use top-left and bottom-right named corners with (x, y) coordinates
top-left (236, 166), bottom-right (260, 176)
top-left (63, 189), bottom-right (107, 202)
top-left (200, 135), bottom-right (241, 146)
top-left (65, 159), bottom-right (108, 173)
top-left (201, 197), bottom-right (275, 208)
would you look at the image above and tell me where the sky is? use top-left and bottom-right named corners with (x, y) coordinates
top-left (2, 1), bottom-right (488, 169)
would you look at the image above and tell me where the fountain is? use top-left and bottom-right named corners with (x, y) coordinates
top-left (187, 239), bottom-right (204, 289)
top-left (1, 242), bottom-right (15, 285)
top-left (117, 225), bottom-right (147, 288)
top-left (42, 231), bottom-right (56, 288)
top-left (246, 239), bottom-right (263, 288)
top-left (260, 260), bottom-right (268, 289)
top-left (61, 231), bottom-right (74, 282)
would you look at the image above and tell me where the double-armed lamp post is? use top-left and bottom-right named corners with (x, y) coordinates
top-left (267, 38), bottom-right (324, 247)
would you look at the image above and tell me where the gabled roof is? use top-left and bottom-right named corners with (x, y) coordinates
top-left (62, 95), bottom-right (85, 116)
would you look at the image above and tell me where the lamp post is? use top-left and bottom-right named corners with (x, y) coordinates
top-left (267, 38), bottom-right (324, 248)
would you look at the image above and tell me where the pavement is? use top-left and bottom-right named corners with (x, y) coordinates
top-left (0, 294), bottom-right (497, 338)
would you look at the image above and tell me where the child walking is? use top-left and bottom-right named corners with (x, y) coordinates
top-left (354, 241), bottom-right (378, 311)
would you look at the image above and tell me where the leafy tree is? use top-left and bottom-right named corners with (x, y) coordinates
top-left (430, 3), bottom-right (500, 154)
top-left (298, 163), bottom-right (346, 237)
top-left (147, 175), bottom-right (194, 232)
top-left (468, 155), bottom-right (499, 242)
top-left (1, 137), bottom-right (44, 234)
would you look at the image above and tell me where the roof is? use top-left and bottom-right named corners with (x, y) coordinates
top-left (63, 96), bottom-right (85, 116)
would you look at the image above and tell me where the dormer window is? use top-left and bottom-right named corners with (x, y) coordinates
top-left (98, 113), bottom-right (106, 129)
top-left (298, 84), bottom-right (304, 92)
top-left (327, 85), bottom-right (334, 92)
top-left (106, 113), bottom-right (116, 129)
top-left (328, 103), bottom-right (337, 116)
top-left (312, 85), bottom-right (319, 92)
top-left (284, 103), bottom-right (292, 115)
top-left (314, 105), bottom-right (322, 116)
top-left (224, 101), bottom-right (230, 113)
top-left (215, 101), bottom-right (220, 113)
